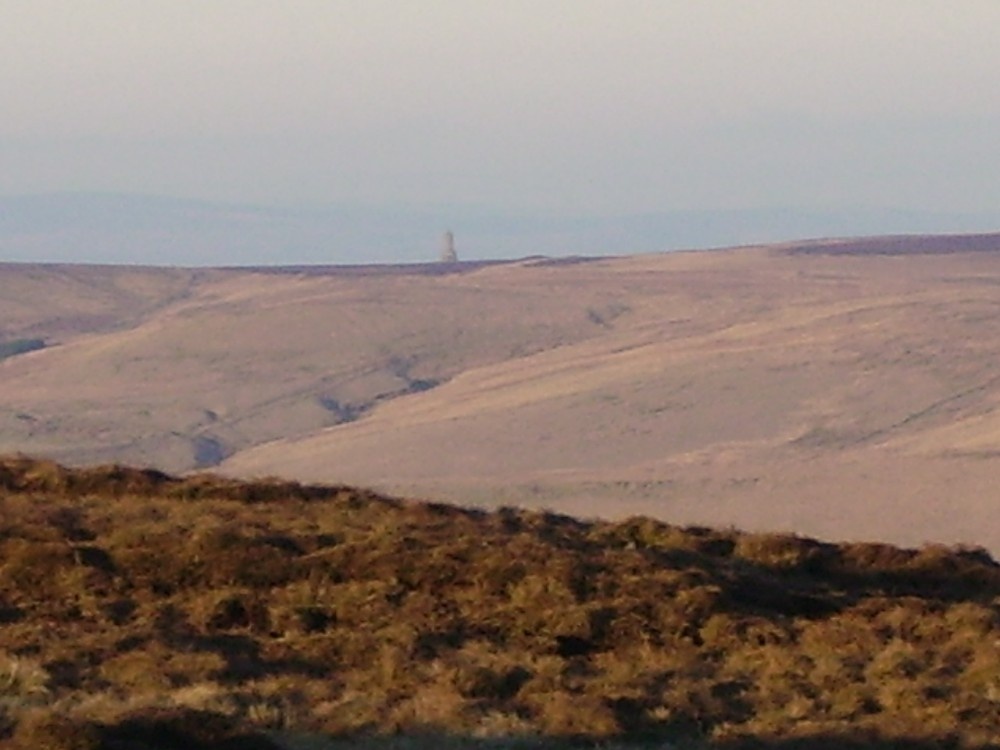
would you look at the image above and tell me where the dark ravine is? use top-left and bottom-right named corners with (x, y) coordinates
top-left (192, 436), bottom-right (228, 469)
top-left (0, 338), bottom-right (46, 361)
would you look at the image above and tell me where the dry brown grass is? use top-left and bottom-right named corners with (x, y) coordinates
top-left (0, 457), bottom-right (998, 749)
top-left (10, 246), bottom-right (1000, 561)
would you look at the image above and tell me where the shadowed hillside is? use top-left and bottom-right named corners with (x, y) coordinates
top-left (1, 457), bottom-right (998, 749)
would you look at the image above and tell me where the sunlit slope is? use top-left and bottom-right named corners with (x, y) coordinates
top-left (0, 261), bottom-right (631, 470)
top-left (222, 246), bottom-right (1000, 552)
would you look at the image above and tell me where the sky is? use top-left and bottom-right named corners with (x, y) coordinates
top-left (2, 1), bottom-right (1000, 219)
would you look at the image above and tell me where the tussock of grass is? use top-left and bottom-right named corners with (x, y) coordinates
top-left (0, 456), bottom-right (998, 749)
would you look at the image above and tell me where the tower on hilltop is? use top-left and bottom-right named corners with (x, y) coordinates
top-left (440, 230), bottom-right (458, 263)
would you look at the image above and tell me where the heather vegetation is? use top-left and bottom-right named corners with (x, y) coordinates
top-left (0, 456), bottom-right (998, 749)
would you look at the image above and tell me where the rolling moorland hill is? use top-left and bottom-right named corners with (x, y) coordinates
top-left (0, 457), bottom-right (998, 749)
top-left (5, 234), bottom-right (1000, 554)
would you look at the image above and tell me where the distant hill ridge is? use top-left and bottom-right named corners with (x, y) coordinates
top-left (1, 456), bottom-right (999, 748)
top-left (782, 231), bottom-right (1000, 255)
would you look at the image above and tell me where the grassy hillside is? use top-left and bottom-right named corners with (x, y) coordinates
top-left (220, 246), bottom-right (1000, 554)
top-left (0, 259), bottom-right (617, 473)
top-left (1, 457), bottom-right (998, 749)
top-left (9, 243), bottom-right (1000, 554)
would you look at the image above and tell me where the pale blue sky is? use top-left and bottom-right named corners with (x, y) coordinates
top-left (3, 1), bottom-right (999, 216)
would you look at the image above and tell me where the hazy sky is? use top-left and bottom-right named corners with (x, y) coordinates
top-left (3, 1), bottom-right (1000, 216)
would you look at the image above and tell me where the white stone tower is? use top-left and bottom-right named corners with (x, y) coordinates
top-left (440, 230), bottom-right (458, 263)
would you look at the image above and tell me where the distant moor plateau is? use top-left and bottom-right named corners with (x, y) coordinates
top-left (4, 234), bottom-right (1000, 554)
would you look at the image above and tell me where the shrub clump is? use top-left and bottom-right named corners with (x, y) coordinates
top-left (0, 456), bottom-right (998, 747)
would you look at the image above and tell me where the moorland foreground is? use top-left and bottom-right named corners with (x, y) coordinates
top-left (0, 457), bottom-right (998, 749)
top-left (4, 234), bottom-right (1000, 553)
